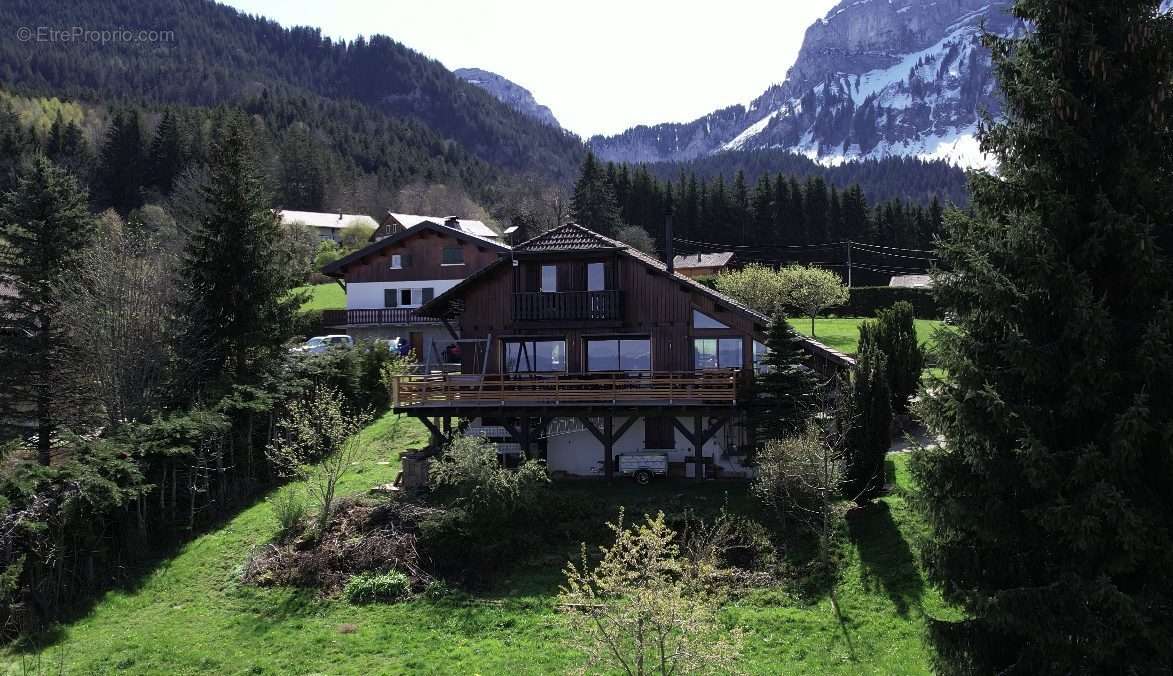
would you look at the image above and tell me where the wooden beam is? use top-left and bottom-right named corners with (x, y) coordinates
top-left (578, 417), bottom-right (605, 445)
top-left (418, 416), bottom-right (446, 448)
top-left (672, 417), bottom-right (697, 445)
top-left (441, 317), bottom-right (460, 341)
top-left (500, 420), bottom-right (524, 445)
top-left (613, 416), bottom-right (638, 444)
top-left (520, 416), bottom-right (531, 460)
top-left (697, 415), bottom-right (730, 447)
top-left (693, 416), bottom-right (705, 480)
top-left (603, 416), bottom-right (614, 480)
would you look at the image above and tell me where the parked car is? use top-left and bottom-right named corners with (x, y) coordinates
top-left (291, 334), bottom-right (354, 355)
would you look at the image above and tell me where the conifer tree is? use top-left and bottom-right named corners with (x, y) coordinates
top-left (842, 332), bottom-right (891, 501)
top-left (175, 114), bottom-right (302, 395)
top-left (97, 109), bottom-right (147, 214)
top-left (750, 174), bottom-right (774, 243)
top-left (148, 110), bottom-right (186, 196)
top-left (750, 314), bottom-right (821, 445)
top-left (0, 156), bottom-right (96, 464)
top-left (570, 151), bottom-right (622, 235)
top-left (869, 301), bottom-right (924, 414)
top-left (912, 1), bottom-right (1173, 671)
top-left (45, 113), bottom-right (91, 182)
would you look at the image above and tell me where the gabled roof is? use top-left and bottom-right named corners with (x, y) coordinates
top-left (386, 212), bottom-right (500, 240)
top-left (321, 219), bottom-right (509, 277)
top-left (513, 222), bottom-right (622, 252)
top-left (419, 223), bottom-right (770, 327)
top-left (889, 274), bottom-right (932, 288)
top-left (674, 251), bottom-right (734, 270)
top-left (277, 209), bottom-right (377, 230)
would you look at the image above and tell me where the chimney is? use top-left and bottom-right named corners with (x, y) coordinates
top-left (337, 208), bottom-right (343, 221)
top-left (664, 215), bottom-right (674, 275)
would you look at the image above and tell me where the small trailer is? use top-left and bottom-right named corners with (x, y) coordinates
top-left (617, 452), bottom-right (669, 485)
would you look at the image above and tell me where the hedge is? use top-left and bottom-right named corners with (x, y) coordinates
top-left (833, 286), bottom-right (941, 319)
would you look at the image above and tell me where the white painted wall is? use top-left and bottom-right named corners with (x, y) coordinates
top-left (545, 416), bottom-right (751, 478)
top-left (346, 280), bottom-right (460, 310)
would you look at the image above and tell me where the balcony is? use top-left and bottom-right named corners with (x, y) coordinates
top-left (391, 370), bottom-right (739, 410)
top-left (321, 308), bottom-right (437, 327)
top-left (512, 290), bottom-right (622, 321)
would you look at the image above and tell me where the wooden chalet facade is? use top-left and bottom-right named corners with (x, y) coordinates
top-left (392, 223), bottom-right (853, 480)
top-left (320, 219), bottom-right (509, 359)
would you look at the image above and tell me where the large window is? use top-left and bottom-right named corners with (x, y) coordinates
top-left (383, 287), bottom-right (434, 308)
top-left (693, 337), bottom-right (743, 370)
top-left (504, 339), bottom-right (567, 373)
top-left (587, 262), bottom-right (605, 291)
top-left (586, 337), bottom-right (652, 372)
top-left (541, 264), bottom-right (558, 292)
top-left (692, 309), bottom-right (730, 329)
top-left (753, 340), bottom-right (769, 374)
top-left (441, 247), bottom-right (464, 265)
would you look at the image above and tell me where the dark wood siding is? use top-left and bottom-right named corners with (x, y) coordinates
top-left (339, 230), bottom-right (501, 283)
top-left (451, 251), bottom-right (765, 376)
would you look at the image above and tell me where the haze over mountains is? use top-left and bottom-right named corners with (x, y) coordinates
top-left (591, 0), bottom-right (1022, 169)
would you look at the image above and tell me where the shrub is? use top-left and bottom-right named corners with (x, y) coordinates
top-left (268, 486), bottom-right (308, 541)
top-left (834, 286), bottom-right (940, 319)
top-left (868, 301), bottom-right (925, 413)
top-left (343, 570), bottom-right (410, 604)
top-left (559, 510), bottom-right (743, 675)
top-left (428, 435), bottom-right (548, 515)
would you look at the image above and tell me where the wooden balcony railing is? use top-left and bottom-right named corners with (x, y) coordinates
top-left (391, 370), bottom-right (740, 408)
top-left (512, 290), bottom-right (622, 321)
top-left (321, 308), bottom-right (436, 326)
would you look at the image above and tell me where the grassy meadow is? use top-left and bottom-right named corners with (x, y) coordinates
top-left (4, 413), bottom-right (960, 675)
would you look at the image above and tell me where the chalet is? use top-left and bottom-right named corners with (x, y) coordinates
top-left (672, 251), bottom-right (736, 279)
top-left (320, 218), bottom-right (510, 358)
top-left (391, 223), bottom-right (853, 480)
top-left (277, 209), bottom-right (379, 242)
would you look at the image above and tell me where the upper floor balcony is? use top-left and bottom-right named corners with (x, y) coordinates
top-left (321, 308), bottom-right (437, 327)
top-left (512, 290), bottom-right (622, 322)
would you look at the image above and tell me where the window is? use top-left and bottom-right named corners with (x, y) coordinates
top-left (441, 247), bottom-right (464, 265)
top-left (753, 341), bottom-right (769, 374)
top-left (692, 309), bottom-right (730, 329)
top-left (693, 337), bottom-right (743, 370)
top-left (586, 338), bottom-right (652, 372)
top-left (389, 254), bottom-right (412, 269)
top-left (384, 289), bottom-right (397, 308)
top-left (587, 262), bottom-right (605, 291)
top-left (541, 265), bottom-right (558, 292)
top-left (504, 339), bottom-right (567, 373)
top-left (422, 287), bottom-right (434, 303)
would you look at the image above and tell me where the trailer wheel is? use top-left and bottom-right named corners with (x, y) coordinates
top-left (634, 470), bottom-right (653, 486)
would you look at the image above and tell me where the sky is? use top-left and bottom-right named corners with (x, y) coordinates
top-left (218, 0), bottom-right (839, 137)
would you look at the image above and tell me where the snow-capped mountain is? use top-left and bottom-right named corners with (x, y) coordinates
top-left (454, 68), bottom-right (561, 129)
top-left (591, 0), bottom-right (1022, 169)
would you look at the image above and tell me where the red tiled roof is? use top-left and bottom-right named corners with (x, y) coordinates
top-left (513, 222), bottom-right (622, 252)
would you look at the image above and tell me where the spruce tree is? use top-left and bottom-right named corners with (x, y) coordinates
top-left (912, 1), bottom-right (1173, 671)
top-left (842, 333), bottom-right (891, 501)
top-left (750, 314), bottom-right (820, 445)
top-left (97, 109), bottom-right (146, 214)
top-left (148, 110), bottom-right (186, 196)
top-left (175, 114), bottom-right (301, 395)
top-left (870, 301), bottom-right (924, 414)
top-left (570, 151), bottom-right (622, 235)
top-left (0, 156), bottom-right (96, 464)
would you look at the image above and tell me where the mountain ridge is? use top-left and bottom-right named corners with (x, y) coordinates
top-left (454, 67), bottom-right (561, 129)
top-left (590, 0), bottom-right (1021, 169)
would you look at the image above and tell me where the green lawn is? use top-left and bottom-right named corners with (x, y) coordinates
top-left (4, 415), bottom-right (959, 675)
top-left (296, 283), bottom-right (345, 312)
top-left (791, 317), bottom-right (948, 356)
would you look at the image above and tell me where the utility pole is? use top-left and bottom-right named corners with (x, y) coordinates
top-left (845, 240), bottom-right (853, 288)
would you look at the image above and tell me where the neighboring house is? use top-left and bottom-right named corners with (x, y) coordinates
top-left (319, 219), bottom-right (510, 359)
top-left (371, 212), bottom-right (503, 244)
top-left (672, 251), bottom-right (736, 279)
top-left (277, 209), bottom-right (379, 242)
top-left (889, 274), bottom-right (932, 288)
top-left (393, 223), bottom-right (853, 480)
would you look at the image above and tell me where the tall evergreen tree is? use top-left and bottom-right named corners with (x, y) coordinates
top-left (843, 332), bottom-right (891, 501)
top-left (176, 115), bottom-right (302, 395)
top-left (45, 113), bottom-right (92, 183)
top-left (0, 156), bottom-right (96, 464)
top-left (570, 151), bottom-right (622, 236)
top-left (750, 314), bottom-right (821, 445)
top-left (912, 1), bottom-right (1173, 672)
top-left (750, 174), bottom-right (774, 244)
top-left (148, 109), bottom-right (187, 196)
top-left (97, 109), bottom-right (147, 214)
top-left (803, 176), bottom-right (829, 243)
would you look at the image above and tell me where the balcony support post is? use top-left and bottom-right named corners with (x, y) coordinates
top-left (603, 416), bottom-right (614, 480)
